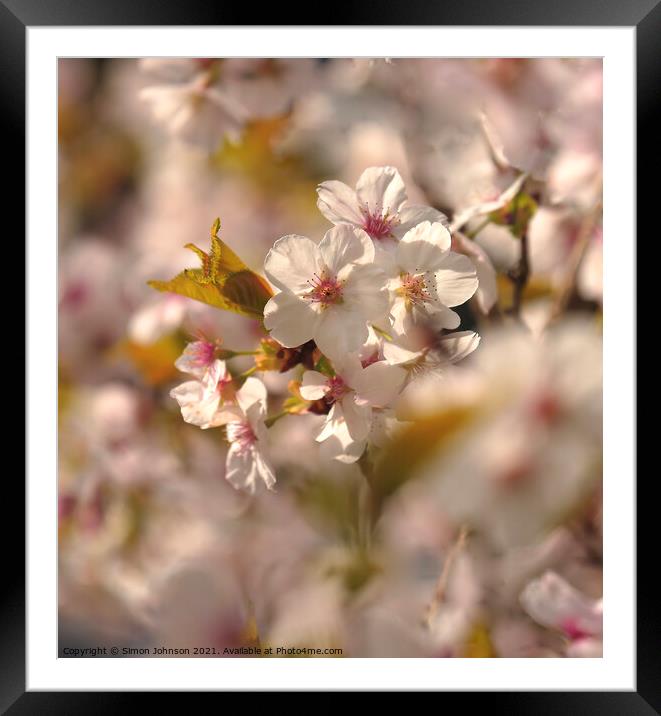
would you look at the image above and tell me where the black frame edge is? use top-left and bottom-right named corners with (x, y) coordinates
top-left (1, 0), bottom-right (27, 713)
top-left (7, 0), bottom-right (649, 711)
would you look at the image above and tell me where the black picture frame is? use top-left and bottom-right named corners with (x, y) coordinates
top-left (6, 0), bottom-right (645, 710)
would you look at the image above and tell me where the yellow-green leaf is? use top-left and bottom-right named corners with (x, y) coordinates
top-left (148, 220), bottom-right (273, 318)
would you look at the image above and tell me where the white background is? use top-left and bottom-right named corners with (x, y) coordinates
top-left (27, 26), bottom-right (635, 691)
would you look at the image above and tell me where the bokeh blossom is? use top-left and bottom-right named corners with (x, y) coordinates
top-left (58, 57), bottom-right (603, 660)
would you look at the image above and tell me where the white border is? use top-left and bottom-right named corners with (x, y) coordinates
top-left (28, 27), bottom-right (635, 690)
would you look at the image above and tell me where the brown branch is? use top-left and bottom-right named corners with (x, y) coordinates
top-left (507, 231), bottom-right (530, 318)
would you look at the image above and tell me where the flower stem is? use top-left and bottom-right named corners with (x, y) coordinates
top-left (357, 452), bottom-right (378, 553)
top-left (239, 365), bottom-right (258, 379)
top-left (465, 217), bottom-right (490, 240)
top-left (264, 410), bottom-right (289, 428)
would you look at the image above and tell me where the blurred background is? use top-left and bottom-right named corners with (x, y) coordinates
top-left (58, 58), bottom-right (602, 658)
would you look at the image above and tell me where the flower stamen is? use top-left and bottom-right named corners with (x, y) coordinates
top-left (361, 203), bottom-right (399, 240)
top-left (398, 272), bottom-right (434, 307)
top-left (304, 271), bottom-right (344, 307)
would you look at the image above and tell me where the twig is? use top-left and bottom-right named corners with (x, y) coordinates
top-left (425, 525), bottom-right (469, 628)
top-left (507, 231), bottom-right (530, 318)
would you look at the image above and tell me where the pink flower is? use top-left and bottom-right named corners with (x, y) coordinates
top-left (317, 166), bottom-right (447, 246)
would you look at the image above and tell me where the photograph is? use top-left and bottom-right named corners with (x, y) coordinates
top-left (56, 56), bottom-right (605, 660)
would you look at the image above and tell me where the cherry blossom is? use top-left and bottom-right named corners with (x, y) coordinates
top-left (223, 377), bottom-right (276, 493)
top-left (173, 339), bottom-right (218, 379)
top-left (317, 166), bottom-right (448, 247)
top-left (170, 356), bottom-right (238, 429)
top-left (380, 221), bottom-right (478, 334)
top-left (384, 329), bottom-right (481, 385)
top-left (300, 353), bottom-right (406, 450)
top-left (263, 225), bottom-right (389, 358)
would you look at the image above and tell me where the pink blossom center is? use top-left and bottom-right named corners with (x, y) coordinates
top-left (190, 341), bottom-right (216, 369)
top-left (304, 271), bottom-right (344, 306)
top-left (561, 618), bottom-right (591, 641)
top-left (361, 207), bottom-right (398, 240)
top-left (226, 421), bottom-right (256, 452)
top-left (326, 375), bottom-right (350, 403)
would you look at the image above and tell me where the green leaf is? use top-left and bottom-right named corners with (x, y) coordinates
top-left (148, 219), bottom-right (273, 318)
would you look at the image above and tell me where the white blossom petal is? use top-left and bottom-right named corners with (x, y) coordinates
top-left (382, 337), bottom-right (423, 366)
top-left (341, 264), bottom-right (389, 320)
top-left (437, 331), bottom-right (481, 364)
top-left (236, 376), bottom-right (268, 418)
top-left (316, 180), bottom-right (364, 226)
top-left (264, 234), bottom-right (321, 293)
top-left (352, 361), bottom-right (407, 407)
top-left (395, 205), bottom-right (449, 236)
top-left (427, 304), bottom-right (461, 330)
top-left (316, 402), bottom-right (343, 443)
top-left (206, 406), bottom-right (243, 427)
top-left (356, 166), bottom-right (407, 214)
top-left (314, 307), bottom-right (369, 358)
top-left (225, 445), bottom-right (275, 493)
top-left (389, 297), bottom-right (412, 336)
top-left (319, 225), bottom-right (374, 273)
top-left (201, 359), bottom-right (229, 391)
top-left (333, 352), bottom-right (366, 387)
top-left (263, 291), bottom-right (320, 348)
top-left (337, 396), bottom-right (372, 442)
top-left (396, 221), bottom-right (451, 274)
top-left (170, 380), bottom-right (219, 428)
top-left (319, 422), bottom-right (366, 463)
top-left (300, 371), bottom-right (328, 400)
top-left (433, 252), bottom-right (479, 307)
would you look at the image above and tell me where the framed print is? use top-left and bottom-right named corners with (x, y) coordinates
top-left (6, 0), bottom-right (648, 709)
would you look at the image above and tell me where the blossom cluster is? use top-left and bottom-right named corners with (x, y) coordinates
top-left (168, 167), bottom-right (480, 491)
